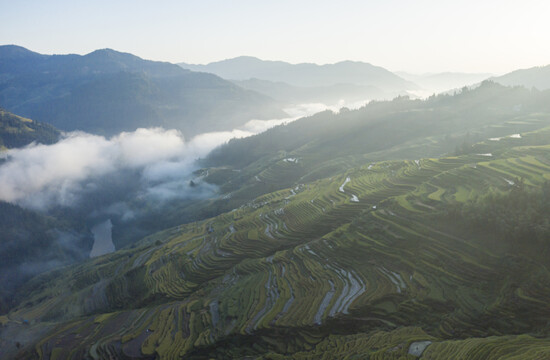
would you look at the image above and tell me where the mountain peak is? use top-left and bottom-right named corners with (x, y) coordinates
top-left (0, 44), bottom-right (45, 59)
top-left (85, 48), bottom-right (137, 59)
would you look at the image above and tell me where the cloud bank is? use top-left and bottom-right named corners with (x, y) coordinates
top-left (0, 128), bottom-right (192, 209)
top-left (0, 100), bottom-right (368, 212)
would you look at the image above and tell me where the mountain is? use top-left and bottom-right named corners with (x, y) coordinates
top-left (0, 46), bottom-right (285, 137)
top-left (199, 81), bottom-right (550, 213)
top-left (0, 201), bottom-right (92, 314)
top-left (492, 64), bottom-right (550, 90)
top-left (179, 56), bottom-right (417, 92)
top-left (101, 81), bottom-right (548, 249)
top-left (0, 108), bottom-right (59, 149)
top-left (397, 71), bottom-right (493, 94)
top-left (4, 82), bottom-right (550, 358)
top-left (232, 78), bottom-right (384, 104)
top-left (0, 45), bottom-right (183, 78)
top-left (5, 105), bottom-right (550, 358)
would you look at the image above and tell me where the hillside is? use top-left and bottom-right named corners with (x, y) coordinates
top-left (3, 83), bottom-right (550, 358)
top-left (197, 82), bottom-right (550, 214)
top-left (179, 56), bottom-right (416, 92)
top-left (4, 124), bottom-right (550, 359)
top-left (95, 82), bottom-right (550, 248)
top-left (492, 64), bottom-right (550, 90)
top-left (0, 201), bottom-right (92, 315)
top-left (0, 109), bottom-right (59, 149)
top-left (0, 46), bottom-right (285, 136)
top-left (92, 81), bottom-right (550, 249)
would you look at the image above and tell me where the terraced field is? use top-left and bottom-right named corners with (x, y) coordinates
top-left (4, 125), bottom-right (550, 358)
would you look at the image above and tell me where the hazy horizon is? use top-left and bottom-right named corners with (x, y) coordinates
top-left (2, 0), bottom-right (550, 74)
top-left (4, 2), bottom-right (550, 356)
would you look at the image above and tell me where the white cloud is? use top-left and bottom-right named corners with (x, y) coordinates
top-left (0, 128), bottom-right (190, 209)
top-left (0, 101), bottom-right (364, 211)
top-left (115, 128), bottom-right (186, 167)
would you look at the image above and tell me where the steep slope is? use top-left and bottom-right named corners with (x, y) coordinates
top-left (4, 82), bottom-right (550, 359)
top-left (5, 126), bottom-right (550, 359)
top-left (179, 56), bottom-right (416, 91)
top-left (0, 46), bottom-right (285, 136)
top-left (196, 82), bottom-right (550, 216)
top-left (93, 82), bottom-right (550, 249)
top-left (492, 64), bottom-right (550, 90)
top-left (0, 108), bottom-right (59, 149)
top-left (0, 201), bottom-right (92, 315)
top-left (94, 82), bottom-right (548, 249)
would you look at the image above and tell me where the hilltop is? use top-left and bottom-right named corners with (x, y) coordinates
top-left (0, 108), bottom-right (59, 149)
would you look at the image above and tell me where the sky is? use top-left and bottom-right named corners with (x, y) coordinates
top-left (1, 0), bottom-right (550, 74)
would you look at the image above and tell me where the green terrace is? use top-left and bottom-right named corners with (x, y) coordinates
top-left (7, 128), bottom-right (550, 359)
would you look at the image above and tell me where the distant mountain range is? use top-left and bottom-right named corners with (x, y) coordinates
top-left (232, 78), bottom-right (384, 104)
top-left (0, 46), bottom-right (285, 136)
top-left (397, 65), bottom-right (550, 95)
top-left (397, 72), bottom-right (493, 94)
top-left (492, 64), bottom-right (550, 90)
top-left (179, 56), bottom-right (417, 102)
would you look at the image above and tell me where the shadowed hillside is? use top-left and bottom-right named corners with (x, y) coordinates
top-left (0, 109), bottom-right (59, 149)
top-left (0, 46), bottom-right (285, 137)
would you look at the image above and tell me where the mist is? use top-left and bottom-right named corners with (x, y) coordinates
top-left (0, 101), bottom-right (364, 213)
top-left (0, 128), bottom-right (190, 210)
top-left (0, 100), bottom-right (368, 270)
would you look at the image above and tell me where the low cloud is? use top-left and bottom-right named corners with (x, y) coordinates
top-left (0, 100), bottom-right (372, 298)
top-left (0, 128), bottom-right (191, 210)
top-left (0, 100), bottom-right (368, 212)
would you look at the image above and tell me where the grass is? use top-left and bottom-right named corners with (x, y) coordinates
top-left (8, 126), bottom-right (550, 359)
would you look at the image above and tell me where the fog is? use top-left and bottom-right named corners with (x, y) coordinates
top-left (90, 219), bottom-right (114, 258)
top-left (0, 128), bottom-right (189, 210)
top-left (0, 101), bottom-right (365, 212)
top-left (0, 99), bottom-right (367, 267)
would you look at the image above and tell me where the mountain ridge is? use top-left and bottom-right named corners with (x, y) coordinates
top-left (0, 46), bottom-right (285, 137)
top-left (179, 56), bottom-right (416, 90)
top-left (492, 64), bottom-right (550, 90)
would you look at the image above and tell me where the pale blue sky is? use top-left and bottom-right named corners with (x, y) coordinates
top-left (1, 0), bottom-right (549, 74)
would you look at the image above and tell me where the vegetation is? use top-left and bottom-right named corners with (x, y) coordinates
top-left (0, 201), bottom-right (92, 314)
top-left (4, 82), bottom-right (550, 358)
top-left (194, 81), bottom-right (550, 219)
top-left (6, 127), bottom-right (550, 358)
top-left (0, 45), bottom-right (285, 136)
top-left (0, 108), bottom-right (59, 149)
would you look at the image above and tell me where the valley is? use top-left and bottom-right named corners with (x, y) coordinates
top-left (3, 93), bottom-right (550, 358)
top-left (2, 16), bottom-right (550, 356)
